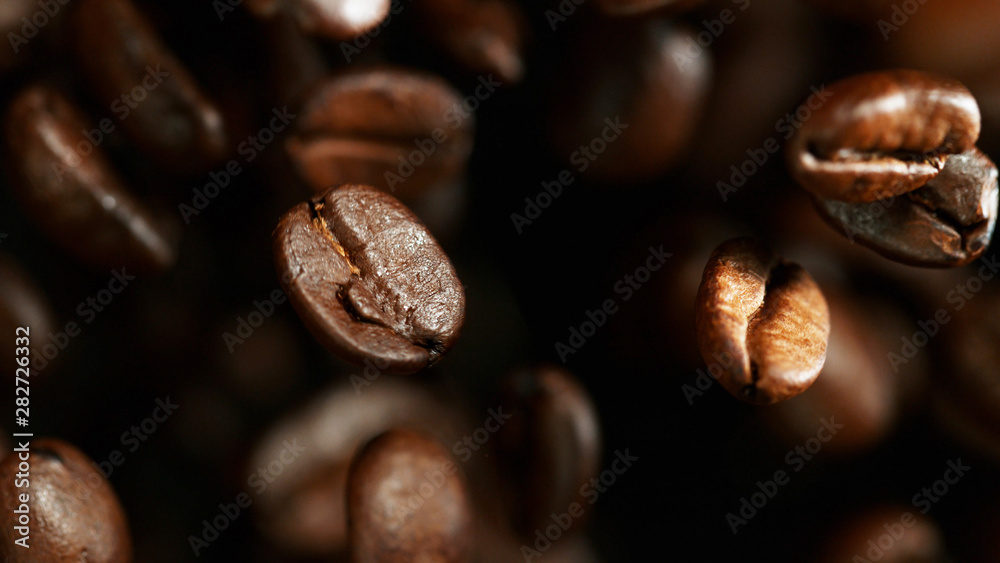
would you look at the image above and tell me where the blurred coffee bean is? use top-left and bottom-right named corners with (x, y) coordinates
top-left (695, 237), bottom-right (829, 404)
top-left (0, 438), bottom-right (132, 562)
top-left (547, 18), bottom-right (710, 183)
top-left (75, 0), bottom-right (228, 175)
top-left (933, 286), bottom-right (1000, 463)
top-left (817, 505), bottom-right (949, 563)
top-left (813, 148), bottom-right (998, 268)
top-left (787, 70), bottom-right (981, 203)
top-left (764, 289), bottom-right (927, 457)
top-left (595, 0), bottom-right (703, 16)
top-left (0, 0), bottom-right (39, 73)
top-left (286, 67), bottom-right (474, 201)
top-left (415, 0), bottom-right (527, 84)
top-left (245, 0), bottom-right (391, 41)
top-left (274, 184), bottom-right (465, 374)
top-left (498, 364), bottom-right (601, 538)
top-left (250, 378), bottom-right (463, 556)
top-left (4, 85), bottom-right (178, 274)
top-left (348, 428), bottom-right (471, 562)
top-left (0, 254), bottom-right (56, 380)
top-left (262, 13), bottom-right (329, 107)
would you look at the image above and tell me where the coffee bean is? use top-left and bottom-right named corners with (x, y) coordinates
top-left (814, 148), bottom-right (998, 267)
top-left (695, 238), bottom-right (830, 404)
top-left (498, 364), bottom-right (601, 538)
top-left (347, 429), bottom-right (471, 562)
top-left (788, 69), bottom-right (981, 203)
top-left (245, 0), bottom-right (391, 40)
top-left (818, 505), bottom-right (947, 563)
top-left (251, 378), bottom-right (461, 556)
top-left (415, 0), bottom-right (527, 84)
top-left (274, 184), bottom-right (465, 373)
top-left (4, 85), bottom-right (178, 274)
top-left (0, 0), bottom-right (38, 73)
top-left (0, 254), bottom-right (57, 379)
top-left (286, 67), bottom-right (474, 201)
top-left (547, 19), bottom-right (710, 182)
top-left (75, 0), bottom-right (228, 175)
top-left (0, 438), bottom-right (132, 562)
top-left (596, 0), bottom-right (703, 15)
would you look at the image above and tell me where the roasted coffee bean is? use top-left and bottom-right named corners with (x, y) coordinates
top-left (251, 378), bottom-right (461, 556)
top-left (0, 0), bottom-right (38, 73)
top-left (286, 67), bottom-right (474, 201)
top-left (0, 254), bottom-right (56, 379)
top-left (595, 0), bottom-right (703, 15)
top-left (5, 85), bottom-right (178, 274)
top-left (498, 365), bottom-right (601, 538)
top-left (787, 70), bottom-right (981, 203)
top-left (75, 0), bottom-right (228, 175)
top-left (0, 438), bottom-right (132, 562)
top-left (695, 238), bottom-right (829, 405)
top-left (415, 0), bottom-right (527, 84)
top-left (547, 19), bottom-right (710, 183)
top-left (348, 428), bottom-right (471, 562)
top-left (274, 184), bottom-right (465, 373)
top-left (814, 148), bottom-right (998, 267)
top-left (245, 0), bottom-right (391, 40)
top-left (817, 505), bottom-right (948, 563)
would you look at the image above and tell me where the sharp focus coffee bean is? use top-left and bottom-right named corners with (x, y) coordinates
top-left (0, 438), bottom-right (132, 562)
top-left (347, 429), bottom-right (471, 562)
top-left (274, 184), bottom-right (465, 373)
top-left (788, 69), bottom-right (982, 203)
top-left (286, 67), bottom-right (475, 200)
top-left (814, 148), bottom-right (998, 267)
top-left (76, 0), bottom-right (228, 175)
top-left (245, 0), bottom-right (391, 40)
top-left (695, 238), bottom-right (830, 404)
top-left (498, 365), bottom-right (601, 538)
top-left (4, 85), bottom-right (178, 274)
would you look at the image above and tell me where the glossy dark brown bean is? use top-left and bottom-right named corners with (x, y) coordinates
top-left (75, 0), bottom-right (228, 175)
top-left (4, 85), bottom-right (177, 274)
top-left (695, 238), bottom-right (829, 405)
top-left (245, 0), bottom-right (391, 40)
top-left (498, 365), bottom-right (601, 538)
top-left (787, 70), bottom-right (981, 203)
top-left (814, 148), bottom-right (998, 267)
top-left (286, 68), bottom-right (474, 201)
top-left (348, 429), bottom-right (471, 562)
top-left (274, 184), bottom-right (465, 373)
top-left (415, 0), bottom-right (527, 84)
top-left (251, 378), bottom-right (461, 556)
top-left (817, 506), bottom-right (948, 563)
top-left (0, 438), bottom-right (132, 562)
top-left (0, 255), bottom-right (56, 379)
top-left (547, 19), bottom-right (710, 183)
